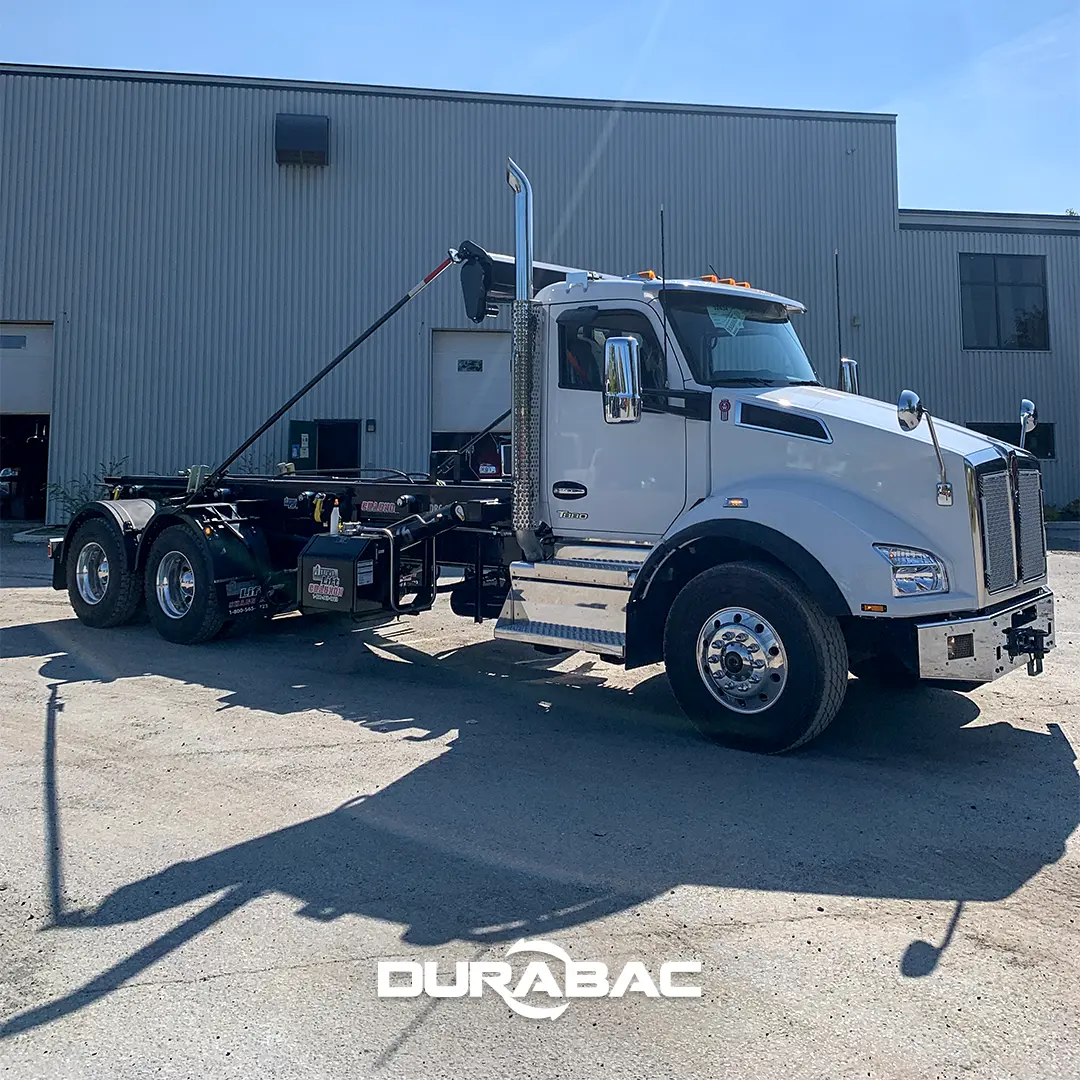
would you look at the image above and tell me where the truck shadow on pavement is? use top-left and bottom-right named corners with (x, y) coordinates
top-left (1, 611), bottom-right (1077, 1037)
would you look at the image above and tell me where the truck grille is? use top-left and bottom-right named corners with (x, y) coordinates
top-left (1016, 469), bottom-right (1047, 582)
top-left (979, 471), bottom-right (1016, 593)
top-left (977, 462), bottom-right (1046, 593)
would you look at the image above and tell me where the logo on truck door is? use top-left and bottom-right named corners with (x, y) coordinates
top-left (552, 481), bottom-right (587, 500)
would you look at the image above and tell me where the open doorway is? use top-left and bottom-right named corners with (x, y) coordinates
top-left (0, 414), bottom-right (49, 520)
top-left (1, 322), bottom-right (54, 521)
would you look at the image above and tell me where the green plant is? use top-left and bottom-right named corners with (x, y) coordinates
top-left (45, 457), bottom-right (128, 523)
top-left (231, 451), bottom-right (282, 476)
top-left (1044, 499), bottom-right (1080, 522)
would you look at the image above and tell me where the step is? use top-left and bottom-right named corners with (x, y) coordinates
top-left (494, 618), bottom-right (626, 657)
top-left (553, 542), bottom-right (651, 565)
top-left (510, 557), bottom-right (642, 588)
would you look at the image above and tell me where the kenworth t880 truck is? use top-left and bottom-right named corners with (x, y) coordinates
top-left (49, 159), bottom-right (1055, 753)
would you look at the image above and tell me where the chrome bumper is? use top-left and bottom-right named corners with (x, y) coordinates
top-left (916, 588), bottom-right (1055, 682)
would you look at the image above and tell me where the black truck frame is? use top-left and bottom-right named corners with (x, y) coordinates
top-left (51, 471), bottom-right (516, 640)
top-left (48, 240), bottom-right (538, 643)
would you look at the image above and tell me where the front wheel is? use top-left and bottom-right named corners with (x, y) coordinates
top-left (664, 561), bottom-right (849, 753)
top-left (144, 525), bottom-right (226, 644)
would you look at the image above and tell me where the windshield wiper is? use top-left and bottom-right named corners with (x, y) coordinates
top-left (784, 379), bottom-right (821, 386)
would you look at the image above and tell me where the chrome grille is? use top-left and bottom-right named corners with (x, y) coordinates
top-left (1017, 469), bottom-right (1046, 582)
top-left (978, 470), bottom-right (1017, 593)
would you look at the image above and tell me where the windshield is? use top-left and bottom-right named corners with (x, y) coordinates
top-left (661, 291), bottom-right (819, 387)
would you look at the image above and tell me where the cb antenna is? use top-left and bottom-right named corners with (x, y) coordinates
top-left (660, 204), bottom-right (669, 370)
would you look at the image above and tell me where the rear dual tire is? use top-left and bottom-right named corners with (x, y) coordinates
top-left (66, 519), bottom-right (143, 628)
top-left (143, 525), bottom-right (226, 645)
top-left (664, 561), bottom-right (848, 754)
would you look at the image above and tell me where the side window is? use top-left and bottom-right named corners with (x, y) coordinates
top-left (559, 310), bottom-right (667, 392)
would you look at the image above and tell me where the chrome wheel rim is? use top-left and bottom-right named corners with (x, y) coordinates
top-left (155, 551), bottom-right (195, 619)
top-left (697, 606), bottom-right (788, 714)
top-left (75, 542), bottom-right (110, 605)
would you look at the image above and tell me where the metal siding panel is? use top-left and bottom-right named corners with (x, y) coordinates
top-left (2, 70), bottom-right (1075, 518)
top-left (881, 228), bottom-right (1079, 506)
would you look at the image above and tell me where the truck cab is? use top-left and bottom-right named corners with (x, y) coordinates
top-left (487, 162), bottom-right (1054, 752)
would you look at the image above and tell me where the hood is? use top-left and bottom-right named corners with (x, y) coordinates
top-left (755, 386), bottom-right (1004, 459)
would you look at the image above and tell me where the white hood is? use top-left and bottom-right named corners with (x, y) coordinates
top-left (756, 386), bottom-right (1004, 459)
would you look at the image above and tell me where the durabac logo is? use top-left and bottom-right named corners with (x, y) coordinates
top-left (377, 938), bottom-right (701, 1020)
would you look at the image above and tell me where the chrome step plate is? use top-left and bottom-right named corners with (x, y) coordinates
top-left (493, 557), bottom-right (634, 657)
top-left (494, 618), bottom-right (626, 657)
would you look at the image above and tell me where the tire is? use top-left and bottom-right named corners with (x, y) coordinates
top-left (850, 654), bottom-right (922, 690)
top-left (663, 561), bottom-right (849, 754)
top-left (143, 524), bottom-right (226, 645)
top-left (65, 519), bottom-right (142, 628)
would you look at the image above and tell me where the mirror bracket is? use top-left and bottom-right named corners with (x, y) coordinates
top-left (1018, 398), bottom-right (1037, 450)
top-left (897, 389), bottom-right (951, 506)
top-left (837, 357), bottom-right (859, 394)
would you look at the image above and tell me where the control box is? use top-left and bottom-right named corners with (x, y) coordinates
top-left (297, 533), bottom-right (390, 616)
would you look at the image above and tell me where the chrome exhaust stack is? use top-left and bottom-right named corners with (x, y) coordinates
top-left (507, 158), bottom-right (544, 561)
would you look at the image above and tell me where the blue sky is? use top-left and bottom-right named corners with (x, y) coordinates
top-left (3, 0), bottom-right (1077, 213)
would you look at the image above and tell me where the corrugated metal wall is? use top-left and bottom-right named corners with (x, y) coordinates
top-left (1, 68), bottom-right (1076, 514)
top-left (873, 225), bottom-right (1079, 505)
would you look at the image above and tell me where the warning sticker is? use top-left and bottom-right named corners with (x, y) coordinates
top-left (707, 306), bottom-right (746, 336)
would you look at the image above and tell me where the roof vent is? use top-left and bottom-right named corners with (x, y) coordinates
top-left (275, 114), bottom-right (329, 166)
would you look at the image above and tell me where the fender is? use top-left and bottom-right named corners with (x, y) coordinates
top-left (55, 498), bottom-right (159, 587)
top-left (137, 506), bottom-right (277, 617)
top-left (632, 518), bottom-right (850, 614)
top-left (624, 518), bottom-right (850, 669)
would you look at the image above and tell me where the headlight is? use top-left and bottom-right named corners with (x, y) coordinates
top-left (873, 544), bottom-right (949, 596)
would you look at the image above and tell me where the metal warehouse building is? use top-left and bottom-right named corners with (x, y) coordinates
top-left (1, 64), bottom-right (1077, 521)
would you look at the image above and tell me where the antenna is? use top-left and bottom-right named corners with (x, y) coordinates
top-left (833, 247), bottom-right (844, 361)
top-left (660, 205), bottom-right (670, 372)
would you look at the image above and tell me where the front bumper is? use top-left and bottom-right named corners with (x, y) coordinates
top-left (916, 588), bottom-right (1055, 682)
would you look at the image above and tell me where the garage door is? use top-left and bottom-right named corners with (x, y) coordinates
top-left (431, 330), bottom-right (510, 434)
top-left (1, 323), bottom-right (54, 413)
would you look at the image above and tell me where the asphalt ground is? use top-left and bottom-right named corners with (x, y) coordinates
top-left (1, 529), bottom-right (1078, 1079)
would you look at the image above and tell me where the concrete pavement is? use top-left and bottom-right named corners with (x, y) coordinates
top-left (1, 532), bottom-right (1078, 1079)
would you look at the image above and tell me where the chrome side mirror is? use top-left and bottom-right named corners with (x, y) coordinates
top-left (1019, 399), bottom-right (1037, 450)
top-left (603, 336), bottom-right (642, 424)
top-left (897, 389), bottom-right (952, 505)
top-left (897, 389), bottom-right (923, 432)
top-left (837, 357), bottom-right (859, 395)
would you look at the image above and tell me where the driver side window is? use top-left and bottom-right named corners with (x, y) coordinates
top-left (559, 310), bottom-right (667, 392)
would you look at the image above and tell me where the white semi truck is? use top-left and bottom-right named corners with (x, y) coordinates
top-left (51, 159), bottom-right (1055, 753)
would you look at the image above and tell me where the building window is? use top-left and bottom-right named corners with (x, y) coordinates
top-left (959, 254), bottom-right (1048, 351)
top-left (275, 114), bottom-right (330, 166)
top-left (0, 335), bottom-right (27, 349)
top-left (967, 421), bottom-right (1055, 459)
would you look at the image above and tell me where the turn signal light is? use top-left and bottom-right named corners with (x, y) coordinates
top-left (701, 274), bottom-right (719, 283)
top-left (718, 277), bottom-right (736, 285)
top-left (636, 270), bottom-right (657, 280)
